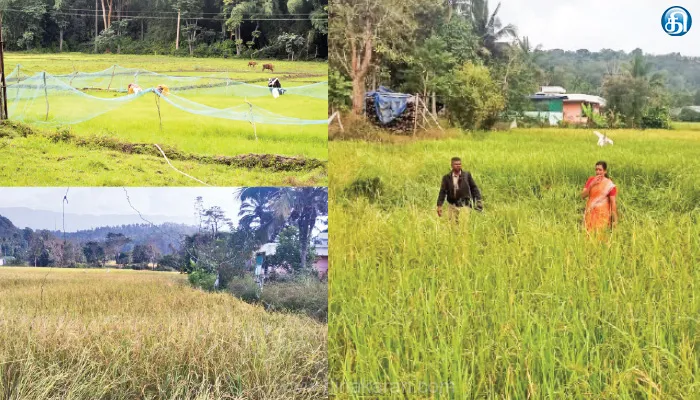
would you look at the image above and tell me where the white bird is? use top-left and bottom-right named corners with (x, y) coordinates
top-left (594, 131), bottom-right (613, 147)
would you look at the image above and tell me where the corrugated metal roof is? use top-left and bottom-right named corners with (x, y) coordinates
top-left (563, 94), bottom-right (606, 106)
top-left (540, 86), bottom-right (566, 94)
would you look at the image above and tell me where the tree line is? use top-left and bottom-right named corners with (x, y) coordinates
top-left (0, 0), bottom-right (328, 59)
top-left (329, 0), bottom-right (700, 130)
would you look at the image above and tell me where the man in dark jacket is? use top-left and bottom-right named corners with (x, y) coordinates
top-left (437, 157), bottom-right (483, 218)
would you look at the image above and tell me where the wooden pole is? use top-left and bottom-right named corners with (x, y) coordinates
top-left (43, 72), bottom-right (49, 121)
top-left (106, 64), bottom-right (116, 90)
top-left (413, 94), bottom-right (418, 136)
top-left (175, 10), bottom-right (181, 50)
top-left (0, 11), bottom-right (7, 120)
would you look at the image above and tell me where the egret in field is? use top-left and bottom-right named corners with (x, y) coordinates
top-left (594, 131), bottom-right (613, 147)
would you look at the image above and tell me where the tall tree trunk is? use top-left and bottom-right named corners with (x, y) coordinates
top-left (349, 23), bottom-right (373, 115)
top-left (236, 26), bottom-right (241, 56)
top-left (432, 92), bottom-right (437, 116)
top-left (59, 28), bottom-right (63, 52)
top-left (101, 0), bottom-right (108, 30)
top-left (175, 9), bottom-right (180, 50)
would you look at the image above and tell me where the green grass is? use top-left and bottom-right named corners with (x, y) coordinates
top-left (5, 53), bottom-right (328, 76)
top-left (0, 267), bottom-right (327, 399)
top-left (0, 133), bottom-right (327, 186)
top-left (0, 52), bottom-right (327, 186)
top-left (672, 122), bottom-right (700, 131)
top-left (329, 128), bottom-right (700, 398)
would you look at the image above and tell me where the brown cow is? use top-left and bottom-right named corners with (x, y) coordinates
top-left (262, 63), bottom-right (274, 73)
top-left (248, 61), bottom-right (257, 68)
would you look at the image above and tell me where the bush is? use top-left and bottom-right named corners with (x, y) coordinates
top-left (641, 106), bottom-right (671, 129)
top-left (188, 270), bottom-right (217, 291)
top-left (260, 277), bottom-right (328, 322)
top-left (228, 275), bottom-right (261, 303)
top-left (445, 63), bottom-right (505, 130)
top-left (344, 176), bottom-right (384, 202)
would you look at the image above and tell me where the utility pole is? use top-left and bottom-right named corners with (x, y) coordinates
top-left (0, 11), bottom-right (8, 120)
top-left (94, 0), bottom-right (98, 53)
top-left (175, 9), bottom-right (181, 50)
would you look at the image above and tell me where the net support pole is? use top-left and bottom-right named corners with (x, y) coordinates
top-left (245, 97), bottom-right (257, 140)
top-left (43, 71), bottom-right (49, 121)
top-left (107, 65), bottom-right (116, 91)
top-left (0, 12), bottom-right (7, 120)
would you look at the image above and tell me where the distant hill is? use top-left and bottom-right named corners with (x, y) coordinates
top-left (0, 212), bottom-right (197, 261)
top-left (53, 223), bottom-right (198, 255)
top-left (0, 207), bottom-right (194, 232)
top-left (534, 49), bottom-right (700, 106)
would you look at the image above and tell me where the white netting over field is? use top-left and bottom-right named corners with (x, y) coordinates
top-left (6, 68), bottom-right (327, 126)
top-left (6, 64), bottom-right (327, 99)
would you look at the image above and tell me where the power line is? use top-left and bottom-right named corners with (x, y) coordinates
top-left (3, 8), bottom-right (324, 21)
top-left (52, 7), bottom-right (318, 16)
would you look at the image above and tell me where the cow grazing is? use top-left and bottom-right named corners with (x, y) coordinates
top-left (262, 63), bottom-right (274, 73)
top-left (248, 61), bottom-right (257, 68)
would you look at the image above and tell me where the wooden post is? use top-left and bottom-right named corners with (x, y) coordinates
top-left (106, 65), bottom-right (116, 90)
top-left (413, 94), bottom-right (418, 136)
top-left (0, 11), bottom-right (7, 120)
top-left (175, 10), bottom-right (181, 50)
top-left (43, 72), bottom-right (49, 121)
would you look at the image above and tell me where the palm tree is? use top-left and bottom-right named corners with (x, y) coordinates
top-left (235, 187), bottom-right (328, 271)
top-left (236, 187), bottom-right (285, 243)
top-left (285, 188), bottom-right (328, 270)
top-left (468, 0), bottom-right (517, 59)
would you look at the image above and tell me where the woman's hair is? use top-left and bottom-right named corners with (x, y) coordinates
top-left (596, 161), bottom-right (609, 178)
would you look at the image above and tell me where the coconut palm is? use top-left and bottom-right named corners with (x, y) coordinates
top-left (468, 0), bottom-right (517, 58)
top-left (235, 187), bottom-right (328, 270)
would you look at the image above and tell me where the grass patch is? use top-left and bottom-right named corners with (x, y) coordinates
top-left (0, 122), bottom-right (327, 186)
top-left (228, 275), bottom-right (328, 323)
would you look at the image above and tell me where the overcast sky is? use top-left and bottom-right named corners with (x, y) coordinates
top-left (0, 188), bottom-right (242, 228)
top-left (498, 0), bottom-right (699, 56)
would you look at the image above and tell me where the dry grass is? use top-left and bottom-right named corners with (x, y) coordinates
top-left (0, 267), bottom-right (326, 399)
top-left (328, 113), bottom-right (460, 143)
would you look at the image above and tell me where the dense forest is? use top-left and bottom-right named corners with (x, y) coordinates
top-left (330, 0), bottom-right (700, 129)
top-left (53, 223), bottom-right (198, 254)
top-left (0, 0), bottom-right (328, 59)
top-left (534, 50), bottom-right (700, 108)
top-left (0, 215), bottom-right (196, 268)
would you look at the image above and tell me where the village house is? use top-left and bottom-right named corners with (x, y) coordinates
top-left (254, 231), bottom-right (329, 279)
top-left (526, 86), bottom-right (606, 126)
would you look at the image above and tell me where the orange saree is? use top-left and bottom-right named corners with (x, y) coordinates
top-left (584, 177), bottom-right (616, 232)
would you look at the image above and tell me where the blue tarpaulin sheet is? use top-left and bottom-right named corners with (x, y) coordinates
top-left (366, 86), bottom-right (413, 124)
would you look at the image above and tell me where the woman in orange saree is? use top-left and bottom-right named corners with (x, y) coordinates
top-left (581, 161), bottom-right (618, 233)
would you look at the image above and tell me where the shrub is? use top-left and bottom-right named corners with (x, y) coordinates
top-left (641, 106), bottom-right (671, 129)
top-left (228, 275), bottom-right (260, 303)
top-left (188, 269), bottom-right (217, 291)
top-left (445, 63), bottom-right (505, 130)
top-left (344, 176), bottom-right (383, 202)
top-left (260, 277), bottom-right (328, 322)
